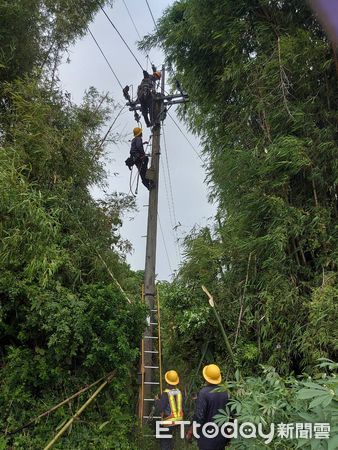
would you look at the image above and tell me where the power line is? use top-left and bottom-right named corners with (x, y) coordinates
top-left (88, 28), bottom-right (123, 90)
top-left (168, 112), bottom-right (205, 163)
top-left (100, 6), bottom-right (144, 71)
top-left (160, 157), bottom-right (179, 264)
top-left (158, 213), bottom-right (173, 275)
top-left (145, 0), bottom-right (158, 31)
top-left (143, 0), bottom-right (185, 98)
top-left (123, 0), bottom-right (155, 72)
top-left (162, 127), bottom-right (182, 263)
top-left (122, 0), bottom-right (142, 40)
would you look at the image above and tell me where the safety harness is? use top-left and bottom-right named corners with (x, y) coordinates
top-left (161, 388), bottom-right (183, 425)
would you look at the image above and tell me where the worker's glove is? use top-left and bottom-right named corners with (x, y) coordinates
top-left (143, 70), bottom-right (149, 78)
top-left (125, 157), bottom-right (134, 170)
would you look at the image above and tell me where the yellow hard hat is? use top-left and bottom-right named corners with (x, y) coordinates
top-left (165, 370), bottom-right (179, 385)
top-left (153, 71), bottom-right (161, 79)
top-left (133, 127), bottom-right (142, 137)
top-left (202, 364), bottom-right (222, 385)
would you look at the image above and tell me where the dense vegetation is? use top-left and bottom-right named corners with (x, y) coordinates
top-left (1, 0), bottom-right (337, 449)
top-left (0, 1), bottom-right (147, 448)
top-left (147, 0), bottom-right (338, 448)
top-left (145, 0), bottom-right (338, 374)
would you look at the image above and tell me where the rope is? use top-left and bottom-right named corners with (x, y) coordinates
top-left (100, 6), bottom-right (144, 70)
top-left (129, 167), bottom-right (135, 197)
top-left (135, 169), bottom-right (140, 195)
top-left (88, 28), bottom-right (124, 90)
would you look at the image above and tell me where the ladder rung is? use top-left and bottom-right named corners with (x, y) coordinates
top-left (144, 350), bottom-right (159, 353)
top-left (144, 381), bottom-right (160, 385)
top-left (144, 365), bottom-right (159, 369)
top-left (143, 416), bottom-right (162, 419)
top-left (151, 309), bottom-right (158, 312)
top-left (150, 322), bottom-right (158, 325)
top-left (144, 398), bottom-right (155, 401)
top-left (144, 336), bottom-right (158, 339)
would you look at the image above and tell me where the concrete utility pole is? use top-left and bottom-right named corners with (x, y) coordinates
top-left (127, 65), bottom-right (188, 421)
top-left (142, 65), bottom-right (165, 417)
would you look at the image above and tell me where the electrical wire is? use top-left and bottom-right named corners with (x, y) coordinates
top-left (123, 0), bottom-right (156, 74)
top-left (162, 127), bottom-right (182, 263)
top-left (158, 213), bottom-right (173, 275)
top-left (122, 0), bottom-right (142, 40)
top-left (145, 0), bottom-right (158, 31)
top-left (144, 0), bottom-right (185, 96)
top-left (167, 111), bottom-right (205, 163)
top-left (160, 157), bottom-right (179, 264)
top-left (88, 28), bottom-right (124, 90)
top-left (100, 6), bottom-right (144, 70)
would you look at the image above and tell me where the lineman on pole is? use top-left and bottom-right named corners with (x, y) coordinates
top-left (125, 127), bottom-right (152, 190)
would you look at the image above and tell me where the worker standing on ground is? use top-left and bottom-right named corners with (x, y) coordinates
top-left (186, 364), bottom-right (230, 450)
top-left (157, 370), bottom-right (184, 450)
top-left (125, 127), bottom-right (151, 190)
top-left (137, 68), bottom-right (161, 127)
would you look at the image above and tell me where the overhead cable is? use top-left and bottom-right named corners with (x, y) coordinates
top-left (145, 0), bottom-right (158, 31)
top-left (88, 28), bottom-right (124, 89)
top-left (160, 157), bottom-right (180, 264)
top-left (100, 6), bottom-right (144, 70)
top-left (122, 0), bottom-right (142, 40)
top-left (158, 213), bottom-right (173, 275)
top-left (167, 112), bottom-right (205, 163)
top-left (162, 127), bottom-right (182, 262)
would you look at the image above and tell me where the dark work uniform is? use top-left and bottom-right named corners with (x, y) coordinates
top-left (130, 136), bottom-right (150, 189)
top-left (155, 389), bottom-right (184, 450)
top-left (193, 385), bottom-right (230, 450)
top-left (137, 71), bottom-right (156, 127)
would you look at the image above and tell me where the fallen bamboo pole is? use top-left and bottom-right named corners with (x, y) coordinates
top-left (201, 285), bottom-right (235, 363)
top-left (4, 372), bottom-right (114, 436)
top-left (44, 372), bottom-right (115, 450)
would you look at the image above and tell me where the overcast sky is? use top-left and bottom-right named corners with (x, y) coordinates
top-left (59, 0), bottom-right (216, 280)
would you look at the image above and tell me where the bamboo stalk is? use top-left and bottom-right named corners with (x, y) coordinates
top-left (201, 286), bottom-right (235, 363)
top-left (234, 253), bottom-right (252, 346)
top-left (44, 373), bottom-right (114, 450)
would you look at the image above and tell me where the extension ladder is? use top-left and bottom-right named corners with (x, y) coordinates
top-left (139, 286), bottom-right (163, 423)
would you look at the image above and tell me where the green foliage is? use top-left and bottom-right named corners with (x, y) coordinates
top-left (0, 2), bottom-right (147, 448)
top-left (0, 0), bottom-right (110, 83)
top-left (145, 0), bottom-right (338, 375)
top-left (214, 364), bottom-right (338, 449)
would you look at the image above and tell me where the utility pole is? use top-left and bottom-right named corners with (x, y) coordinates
top-left (142, 65), bottom-right (165, 417)
top-left (126, 65), bottom-right (188, 422)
